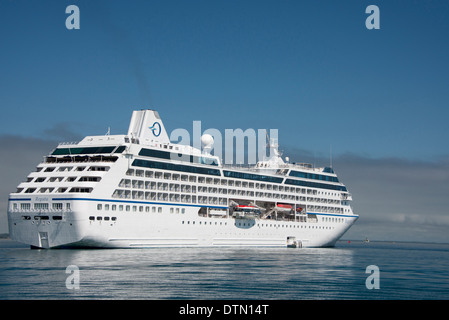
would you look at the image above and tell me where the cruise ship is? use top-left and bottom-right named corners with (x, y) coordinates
top-left (8, 109), bottom-right (358, 248)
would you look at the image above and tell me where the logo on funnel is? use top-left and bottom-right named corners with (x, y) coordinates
top-left (149, 122), bottom-right (161, 137)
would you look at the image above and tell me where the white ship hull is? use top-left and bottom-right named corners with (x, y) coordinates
top-left (8, 198), bottom-right (357, 249)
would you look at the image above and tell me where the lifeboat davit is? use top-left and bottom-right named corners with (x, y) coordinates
top-left (233, 205), bottom-right (261, 219)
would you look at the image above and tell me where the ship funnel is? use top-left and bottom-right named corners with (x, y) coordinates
top-left (127, 109), bottom-right (170, 144)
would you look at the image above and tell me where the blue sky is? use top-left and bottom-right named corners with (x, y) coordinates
top-left (1, 0), bottom-right (448, 159)
top-left (1, 0), bottom-right (449, 242)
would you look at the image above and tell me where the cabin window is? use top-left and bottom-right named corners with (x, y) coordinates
top-left (52, 203), bottom-right (63, 210)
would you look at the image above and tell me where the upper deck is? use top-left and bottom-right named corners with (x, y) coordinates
top-left (9, 109), bottom-right (352, 203)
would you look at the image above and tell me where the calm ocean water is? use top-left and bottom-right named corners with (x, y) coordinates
top-left (1, 239), bottom-right (448, 300)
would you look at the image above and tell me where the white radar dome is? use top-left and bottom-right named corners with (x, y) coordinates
top-left (201, 134), bottom-right (214, 148)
